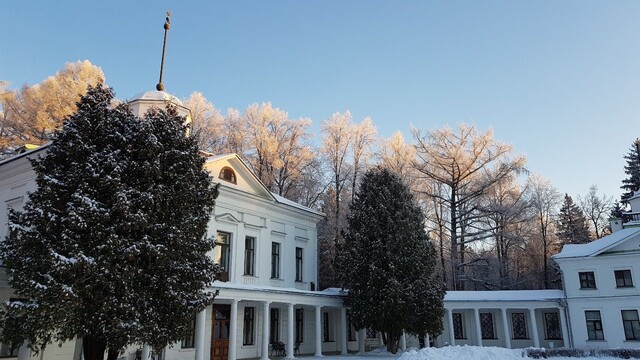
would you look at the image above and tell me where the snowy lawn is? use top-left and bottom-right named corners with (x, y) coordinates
top-left (302, 346), bottom-right (629, 359)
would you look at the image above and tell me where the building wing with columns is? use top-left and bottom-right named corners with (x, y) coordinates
top-left (1, 90), bottom-right (640, 360)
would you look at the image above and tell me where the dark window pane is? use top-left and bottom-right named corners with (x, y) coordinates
top-left (512, 313), bottom-right (528, 339)
top-left (480, 312), bottom-right (495, 339)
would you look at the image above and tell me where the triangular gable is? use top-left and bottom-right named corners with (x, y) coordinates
top-left (203, 154), bottom-right (275, 201)
top-left (215, 213), bottom-right (242, 224)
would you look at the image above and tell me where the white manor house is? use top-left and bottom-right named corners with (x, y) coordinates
top-left (0, 91), bottom-right (639, 360)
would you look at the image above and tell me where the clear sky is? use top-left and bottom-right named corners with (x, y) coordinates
top-left (3, 1), bottom-right (640, 202)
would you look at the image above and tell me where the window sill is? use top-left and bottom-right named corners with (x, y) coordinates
top-left (512, 338), bottom-right (530, 340)
top-left (579, 288), bottom-right (597, 290)
top-left (586, 339), bottom-right (606, 342)
top-left (178, 349), bottom-right (195, 352)
top-left (482, 338), bottom-right (498, 340)
top-left (616, 286), bottom-right (634, 288)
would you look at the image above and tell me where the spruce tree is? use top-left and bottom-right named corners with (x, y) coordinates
top-left (0, 85), bottom-right (220, 360)
top-left (336, 168), bottom-right (445, 353)
top-left (621, 139), bottom-right (640, 204)
top-left (557, 194), bottom-right (591, 244)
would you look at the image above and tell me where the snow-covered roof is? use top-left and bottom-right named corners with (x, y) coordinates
top-left (212, 281), bottom-right (345, 298)
top-left (129, 90), bottom-right (183, 105)
top-left (445, 289), bottom-right (564, 302)
top-left (552, 227), bottom-right (640, 259)
top-left (0, 143), bottom-right (49, 168)
top-left (273, 192), bottom-right (324, 217)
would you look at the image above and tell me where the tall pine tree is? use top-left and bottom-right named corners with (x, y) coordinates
top-left (336, 168), bottom-right (445, 353)
top-left (0, 85), bottom-right (220, 360)
top-left (621, 139), bottom-right (640, 204)
top-left (557, 194), bottom-right (591, 244)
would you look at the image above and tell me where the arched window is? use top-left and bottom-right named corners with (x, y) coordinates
top-left (219, 166), bottom-right (237, 184)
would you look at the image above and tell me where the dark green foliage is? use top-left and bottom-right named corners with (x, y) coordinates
top-left (0, 85), bottom-right (220, 360)
top-left (610, 201), bottom-right (624, 218)
top-left (557, 194), bottom-right (591, 244)
top-left (621, 139), bottom-right (640, 205)
top-left (336, 168), bottom-right (445, 354)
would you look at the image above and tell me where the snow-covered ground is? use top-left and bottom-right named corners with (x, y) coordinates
top-left (300, 346), bottom-right (624, 360)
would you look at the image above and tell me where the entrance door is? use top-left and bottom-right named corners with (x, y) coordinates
top-left (211, 305), bottom-right (231, 360)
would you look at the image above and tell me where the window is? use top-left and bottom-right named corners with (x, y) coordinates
top-left (243, 307), bottom-right (255, 345)
top-left (579, 271), bottom-right (596, 289)
top-left (480, 312), bottom-right (496, 339)
top-left (0, 342), bottom-right (19, 358)
top-left (244, 237), bottom-right (255, 276)
top-left (512, 313), bottom-right (528, 339)
top-left (544, 312), bottom-right (562, 340)
top-left (453, 312), bottom-right (465, 339)
top-left (181, 316), bottom-right (196, 348)
top-left (366, 328), bottom-right (377, 339)
top-left (296, 308), bottom-right (304, 343)
top-left (323, 312), bottom-right (334, 342)
top-left (219, 167), bottom-right (237, 184)
top-left (295, 247), bottom-right (303, 282)
top-left (270, 308), bottom-right (280, 343)
top-left (215, 232), bottom-right (231, 281)
top-left (585, 311), bottom-right (604, 340)
top-left (622, 310), bottom-right (640, 341)
top-left (615, 270), bottom-right (634, 288)
top-left (271, 242), bottom-right (281, 279)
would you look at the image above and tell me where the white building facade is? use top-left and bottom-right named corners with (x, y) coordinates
top-left (0, 90), bottom-right (639, 360)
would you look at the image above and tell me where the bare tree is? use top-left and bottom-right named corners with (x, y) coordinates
top-left (578, 184), bottom-right (614, 239)
top-left (0, 60), bottom-right (104, 156)
top-left (350, 117), bottom-right (377, 201)
top-left (413, 124), bottom-right (526, 290)
top-left (183, 91), bottom-right (224, 153)
top-left (528, 174), bottom-right (562, 288)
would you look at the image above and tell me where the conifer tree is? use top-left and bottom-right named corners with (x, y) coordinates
top-left (557, 194), bottom-right (591, 244)
top-left (336, 168), bottom-right (445, 353)
top-left (0, 85), bottom-right (220, 360)
top-left (621, 139), bottom-right (640, 204)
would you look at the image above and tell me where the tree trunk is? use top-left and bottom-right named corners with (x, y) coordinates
top-left (385, 330), bottom-right (401, 354)
top-left (82, 336), bottom-right (106, 360)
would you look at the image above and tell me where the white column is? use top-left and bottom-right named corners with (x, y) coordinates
top-left (17, 341), bottom-right (30, 360)
top-left (314, 305), bottom-right (323, 357)
top-left (558, 307), bottom-right (569, 348)
top-left (141, 344), bottom-right (150, 360)
top-left (195, 307), bottom-right (207, 360)
top-left (473, 308), bottom-right (483, 346)
top-left (424, 334), bottom-right (430, 348)
top-left (340, 308), bottom-right (348, 355)
top-left (287, 303), bottom-right (295, 359)
top-left (261, 302), bottom-right (271, 360)
top-left (529, 308), bottom-right (540, 348)
top-left (358, 329), bottom-right (366, 353)
top-left (501, 308), bottom-right (511, 349)
top-left (446, 309), bottom-right (456, 346)
top-left (400, 331), bottom-right (407, 351)
top-left (229, 300), bottom-right (239, 360)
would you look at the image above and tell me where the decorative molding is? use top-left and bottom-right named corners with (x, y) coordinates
top-left (215, 213), bottom-right (242, 224)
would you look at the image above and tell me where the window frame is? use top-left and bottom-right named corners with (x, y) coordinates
top-left (621, 310), bottom-right (640, 341)
top-left (244, 236), bottom-right (255, 276)
top-left (296, 308), bottom-right (304, 343)
top-left (511, 312), bottom-right (529, 340)
top-left (480, 312), bottom-right (496, 340)
top-left (585, 310), bottom-right (605, 341)
top-left (219, 166), bottom-right (237, 184)
top-left (181, 316), bottom-right (196, 349)
top-left (453, 312), bottom-right (465, 339)
top-left (271, 242), bottom-right (281, 279)
top-left (270, 308), bottom-right (280, 343)
top-left (243, 307), bottom-right (255, 346)
top-left (615, 269), bottom-right (634, 288)
top-left (295, 247), bottom-right (303, 282)
top-left (323, 312), bottom-right (334, 342)
top-left (579, 271), bottom-right (597, 289)
top-left (543, 312), bottom-right (563, 340)
top-left (215, 231), bottom-right (231, 273)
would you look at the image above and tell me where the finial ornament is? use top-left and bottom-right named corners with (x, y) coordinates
top-left (156, 10), bottom-right (171, 91)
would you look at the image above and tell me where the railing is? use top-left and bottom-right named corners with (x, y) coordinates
top-left (622, 212), bottom-right (640, 223)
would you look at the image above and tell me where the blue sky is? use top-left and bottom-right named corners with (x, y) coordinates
top-left (3, 1), bottom-right (640, 201)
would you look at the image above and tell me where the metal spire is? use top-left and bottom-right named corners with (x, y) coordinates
top-left (156, 11), bottom-right (171, 91)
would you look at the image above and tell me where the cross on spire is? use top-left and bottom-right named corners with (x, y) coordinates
top-left (156, 11), bottom-right (171, 91)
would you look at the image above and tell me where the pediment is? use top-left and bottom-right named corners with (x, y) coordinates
top-left (601, 231), bottom-right (640, 255)
top-left (215, 213), bottom-right (242, 224)
top-left (203, 154), bottom-right (275, 201)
